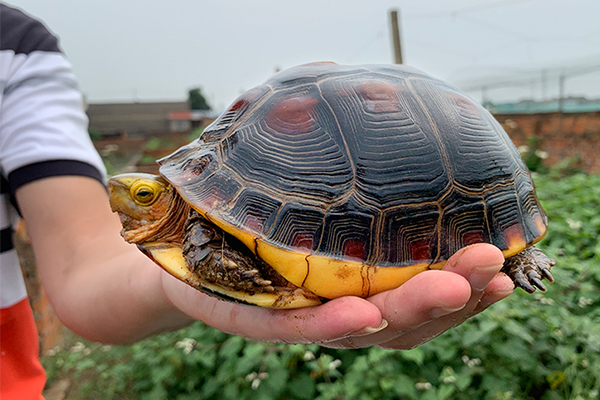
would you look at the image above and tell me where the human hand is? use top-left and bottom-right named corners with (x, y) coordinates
top-left (162, 243), bottom-right (513, 349)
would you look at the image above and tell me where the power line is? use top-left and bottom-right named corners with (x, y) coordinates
top-left (459, 62), bottom-right (600, 91)
top-left (408, 0), bottom-right (536, 19)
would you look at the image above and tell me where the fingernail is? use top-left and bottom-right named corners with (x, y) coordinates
top-left (349, 319), bottom-right (389, 336)
top-left (469, 264), bottom-right (504, 291)
top-left (430, 305), bottom-right (466, 318)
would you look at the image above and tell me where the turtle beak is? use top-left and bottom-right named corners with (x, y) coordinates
top-left (108, 176), bottom-right (137, 216)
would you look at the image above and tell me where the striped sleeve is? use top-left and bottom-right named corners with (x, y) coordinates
top-left (0, 3), bottom-right (106, 306)
top-left (0, 3), bottom-right (106, 191)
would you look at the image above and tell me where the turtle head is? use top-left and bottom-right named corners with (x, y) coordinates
top-left (108, 173), bottom-right (176, 242)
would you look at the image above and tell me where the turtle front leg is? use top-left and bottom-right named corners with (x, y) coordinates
top-left (501, 246), bottom-right (555, 293)
top-left (182, 209), bottom-right (286, 294)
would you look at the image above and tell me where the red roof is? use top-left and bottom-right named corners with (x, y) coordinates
top-left (168, 111), bottom-right (192, 120)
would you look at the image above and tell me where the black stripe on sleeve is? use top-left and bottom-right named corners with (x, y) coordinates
top-left (0, 4), bottom-right (61, 54)
top-left (0, 226), bottom-right (14, 253)
top-left (8, 160), bottom-right (105, 194)
top-left (1, 174), bottom-right (10, 194)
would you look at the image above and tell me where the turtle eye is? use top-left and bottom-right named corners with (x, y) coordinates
top-left (131, 182), bottom-right (160, 206)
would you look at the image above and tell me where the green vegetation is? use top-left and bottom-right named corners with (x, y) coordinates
top-left (145, 137), bottom-right (174, 151)
top-left (88, 128), bottom-right (103, 142)
top-left (42, 170), bottom-right (600, 400)
top-left (188, 88), bottom-right (211, 111)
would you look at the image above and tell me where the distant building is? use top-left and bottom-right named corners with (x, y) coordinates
top-left (486, 97), bottom-right (600, 114)
top-left (168, 110), bottom-right (215, 132)
top-left (87, 101), bottom-right (197, 137)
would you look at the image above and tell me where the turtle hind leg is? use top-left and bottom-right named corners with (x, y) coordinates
top-left (501, 246), bottom-right (556, 293)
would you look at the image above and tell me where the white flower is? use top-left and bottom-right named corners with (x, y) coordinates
top-left (70, 342), bottom-right (86, 353)
top-left (303, 351), bottom-right (316, 361)
top-left (328, 359), bottom-right (342, 371)
top-left (540, 297), bottom-right (554, 305)
top-left (461, 355), bottom-right (470, 364)
top-left (258, 372), bottom-right (269, 380)
top-left (555, 329), bottom-right (564, 337)
top-left (581, 359), bottom-right (590, 368)
top-left (443, 376), bottom-right (457, 384)
top-left (415, 382), bottom-right (432, 390)
top-left (535, 150), bottom-right (549, 159)
top-left (566, 218), bottom-right (582, 230)
top-left (578, 297), bottom-right (593, 308)
top-left (251, 378), bottom-right (261, 390)
top-left (467, 358), bottom-right (482, 368)
top-left (534, 293), bottom-right (554, 305)
top-left (518, 145), bottom-right (530, 154)
top-left (175, 338), bottom-right (197, 355)
top-left (46, 346), bottom-right (60, 357)
top-left (245, 372), bottom-right (258, 382)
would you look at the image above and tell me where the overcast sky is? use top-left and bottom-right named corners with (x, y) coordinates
top-left (6, 0), bottom-right (600, 109)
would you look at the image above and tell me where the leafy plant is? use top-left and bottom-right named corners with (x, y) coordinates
top-left (43, 170), bottom-right (600, 400)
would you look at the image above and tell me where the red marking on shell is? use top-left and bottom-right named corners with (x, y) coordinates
top-left (230, 98), bottom-right (247, 112)
top-left (533, 213), bottom-right (547, 235)
top-left (292, 233), bottom-right (314, 251)
top-left (216, 99), bottom-right (248, 127)
top-left (187, 156), bottom-right (210, 176)
top-left (344, 239), bottom-right (365, 259)
top-left (504, 224), bottom-right (526, 249)
top-left (196, 190), bottom-right (225, 212)
top-left (265, 95), bottom-right (319, 134)
top-left (358, 81), bottom-right (401, 113)
top-left (170, 155), bottom-right (213, 186)
top-left (463, 231), bottom-right (485, 246)
top-left (409, 239), bottom-right (431, 261)
top-left (453, 95), bottom-right (480, 116)
top-left (244, 215), bottom-right (264, 233)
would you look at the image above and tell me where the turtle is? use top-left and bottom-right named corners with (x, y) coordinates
top-left (108, 62), bottom-right (555, 309)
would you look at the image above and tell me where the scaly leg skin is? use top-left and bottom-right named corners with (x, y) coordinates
top-left (501, 246), bottom-right (556, 293)
top-left (182, 209), bottom-right (289, 295)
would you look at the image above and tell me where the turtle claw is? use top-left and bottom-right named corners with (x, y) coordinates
top-left (502, 246), bottom-right (555, 294)
top-left (515, 278), bottom-right (536, 294)
top-left (530, 277), bottom-right (547, 292)
top-left (541, 267), bottom-right (555, 283)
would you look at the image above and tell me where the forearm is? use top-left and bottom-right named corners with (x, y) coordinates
top-left (44, 244), bottom-right (193, 344)
top-left (16, 176), bottom-right (193, 344)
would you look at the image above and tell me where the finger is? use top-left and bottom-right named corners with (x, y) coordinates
top-left (438, 243), bottom-right (506, 317)
top-left (377, 245), bottom-right (509, 350)
top-left (162, 272), bottom-right (384, 344)
top-left (322, 270), bottom-right (472, 349)
top-left (443, 243), bottom-right (505, 291)
top-left (472, 272), bottom-right (514, 313)
top-left (378, 273), bottom-right (512, 349)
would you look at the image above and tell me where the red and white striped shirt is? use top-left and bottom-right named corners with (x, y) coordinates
top-left (0, 4), bottom-right (105, 398)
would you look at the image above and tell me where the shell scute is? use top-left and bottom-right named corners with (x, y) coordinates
top-left (379, 203), bottom-right (439, 267)
top-left (266, 202), bottom-right (324, 253)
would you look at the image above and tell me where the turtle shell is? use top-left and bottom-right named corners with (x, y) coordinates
top-left (158, 62), bottom-right (548, 299)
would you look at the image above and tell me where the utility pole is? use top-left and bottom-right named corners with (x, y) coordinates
top-left (481, 86), bottom-right (489, 105)
top-left (541, 69), bottom-right (547, 101)
top-left (558, 73), bottom-right (565, 113)
top-left (390, 9), bottom-right (403, 64)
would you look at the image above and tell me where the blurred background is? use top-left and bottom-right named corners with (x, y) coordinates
top-left (7, 1), bottom-right (599, 399)
top-left (9, 0), bottom-right (600, 109)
